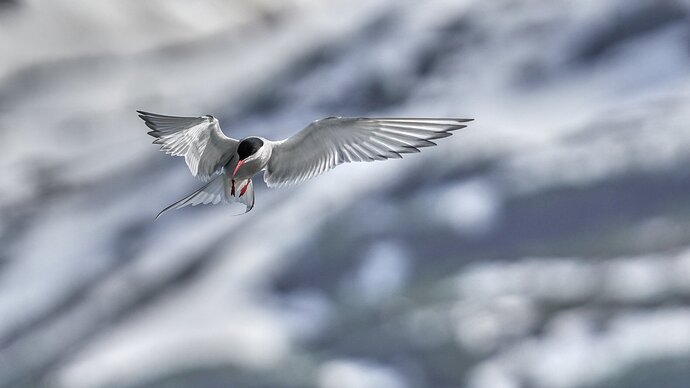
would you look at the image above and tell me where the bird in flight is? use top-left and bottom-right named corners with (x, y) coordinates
top-left (138, 111), bottom-right (472, 218)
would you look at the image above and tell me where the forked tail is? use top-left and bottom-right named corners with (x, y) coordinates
top-left (155, 174), bottom-right (255, 220)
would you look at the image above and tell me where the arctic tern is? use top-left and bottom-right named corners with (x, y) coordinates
top-left (138, 111), bottom-right (472, 218)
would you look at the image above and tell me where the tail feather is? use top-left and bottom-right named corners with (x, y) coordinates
top-left (232, 177), bottom-right (255, 213)
top-left (155, 174), bottom-right (254, 219)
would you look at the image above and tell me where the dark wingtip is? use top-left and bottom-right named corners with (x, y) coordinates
top-left (137, 110), bottom-right (161, 116)
top-left (401, 145), bottom-right (421, 153)
top-left (138, 113), bottom-right (154, 125)
top-left (432, 132), bottom-right (453, 139)
top-left (382, 151), bottom-right (403, 159)
top-left (137, 110), bottom-right (154, 119)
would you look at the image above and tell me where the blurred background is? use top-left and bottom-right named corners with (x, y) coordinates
top-left (1, 0), bottom-right (690, 387)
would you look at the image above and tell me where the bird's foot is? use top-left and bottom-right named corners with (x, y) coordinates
top-left (239, 181), bottom-right (249, 197)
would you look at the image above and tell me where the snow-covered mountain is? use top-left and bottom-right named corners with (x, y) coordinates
top-left (1, 1), bottom-right (689, 387)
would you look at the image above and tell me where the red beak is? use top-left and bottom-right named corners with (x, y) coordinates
top-left (232, 159), bottom-right (245, 178)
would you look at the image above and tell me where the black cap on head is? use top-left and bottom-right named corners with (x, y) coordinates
top-left (237, 137), bottom-right (264, 160)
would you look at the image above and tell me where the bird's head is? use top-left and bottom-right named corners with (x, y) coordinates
top-left (233, 137), bottom-right (265, 177)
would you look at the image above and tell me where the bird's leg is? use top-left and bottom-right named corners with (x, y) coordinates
top-left (239, 181), bottom-right (249, 197)
top-left (231, 179), bottom-right (236, 196)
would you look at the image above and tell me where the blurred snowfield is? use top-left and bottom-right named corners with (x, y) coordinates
top-left (0, 0), bottom-right (689, 387)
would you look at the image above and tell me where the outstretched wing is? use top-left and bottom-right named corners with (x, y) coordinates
top-left (264, 117), bottom-right (472, 187)
top-left (138, 111), bottom-right (239, 179)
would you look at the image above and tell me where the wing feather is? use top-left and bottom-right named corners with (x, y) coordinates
top-left (264, 117), bottom-right (472, 187)
top-left (138, 111), bottom-right (239, 179)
